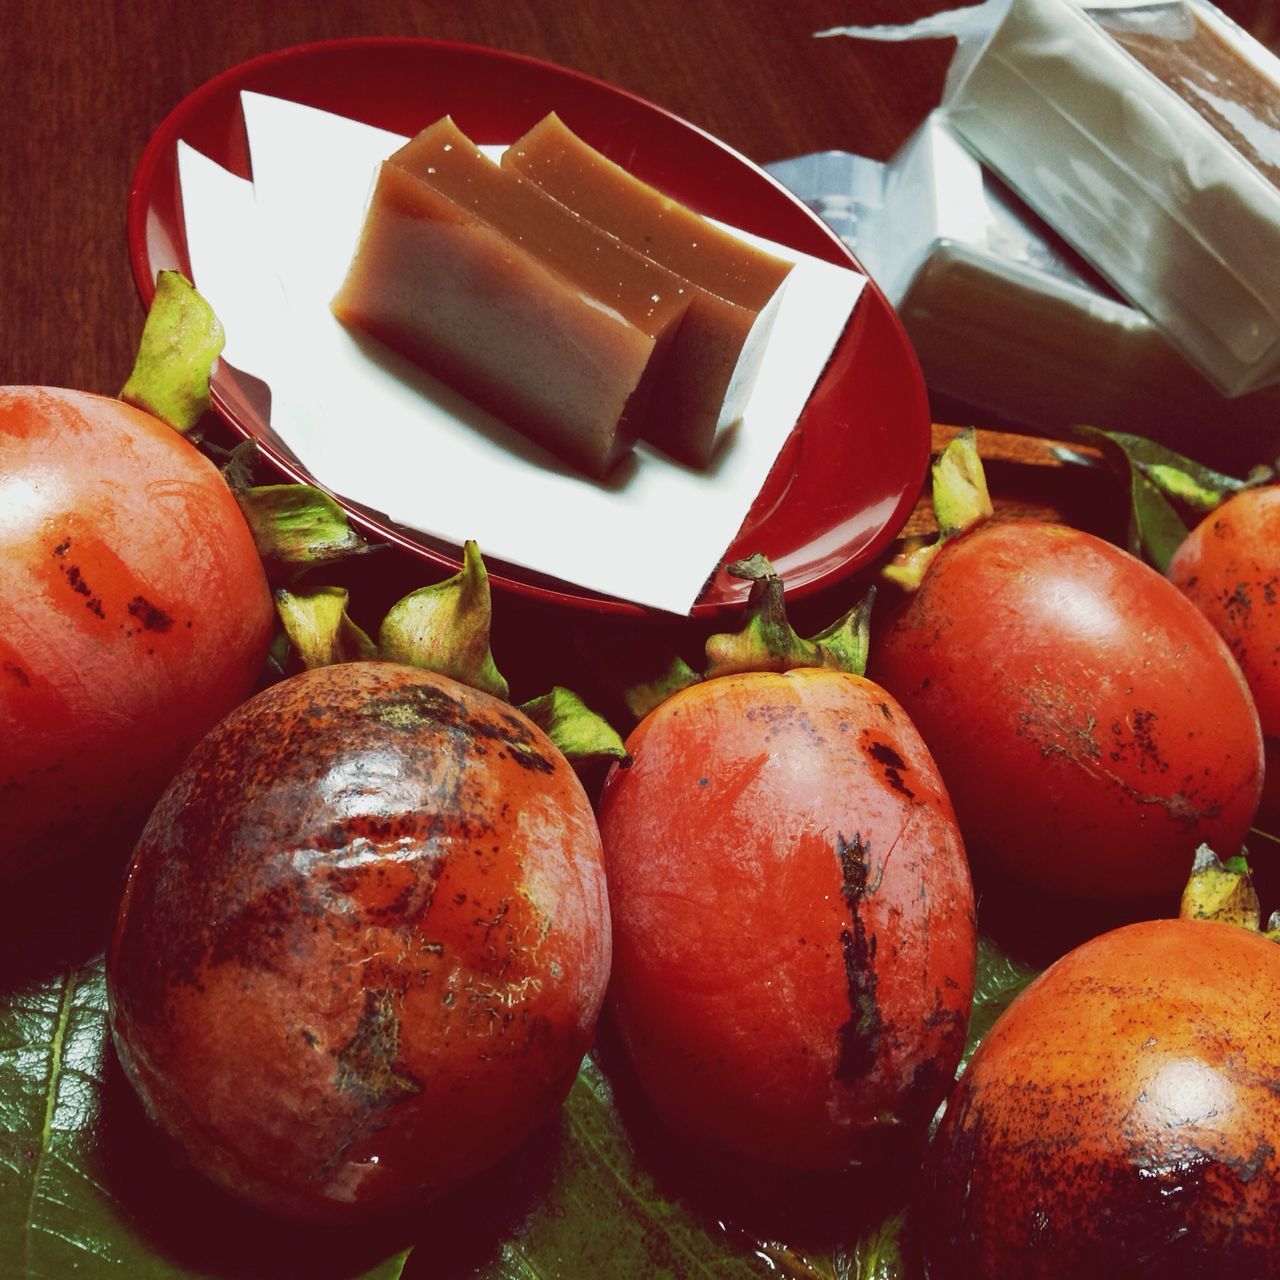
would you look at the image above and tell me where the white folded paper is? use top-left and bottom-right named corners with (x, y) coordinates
top-left (177, 93), bottom-right (866, 615)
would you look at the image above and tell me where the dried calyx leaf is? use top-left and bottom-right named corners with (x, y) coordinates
top-left (625, 656), bottom-right (702, 721)
top-left (275, 585), bottom-right (377, 669)
top-left (521, 687), bottom-right (630, 766)
top-left (120, 270), bottom-right (224, 432)
top-left (883, 428), bottom-right (993, 591)
top-left (379, 539), bottom-right (509, 700)
top-left (236, 484), bottom-right (376, 581)
top-left (1179, 844), bottom-right (1262, 932)
top-left (704, 556), bottom-right (874, 680)
top-left (705, 557), bottom-right (823, 676)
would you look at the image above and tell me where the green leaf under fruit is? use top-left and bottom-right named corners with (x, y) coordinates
top-left (236, 485), bottom-right (374, 580)
top-left (0, 934), bottom-right (1056, 1277)
top-left (846, 1213), bottom-right (905, 1280)
top-left (960, 940), bottom-right (1039, 1072)
top-left (1126, 470), bottom-right (1191, 574)
top-left (1058, 425), bottom-right (1257, 570)
top-left (120, 271), bottom-right (224, 433)
top-left (461, 1053), bottom-right (851, 1280)
top-left (520, 687), bottom-right (630, 766)
top-left (1065, 426), bottom-right (1244, 515)
top-left (378, 540), bottom-right (508, 700)
top-left (0, 956), bottom-right (409, 1280)
top-left (275, 585), bottom-right (378, 669)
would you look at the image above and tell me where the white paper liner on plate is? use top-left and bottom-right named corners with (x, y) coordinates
top-left (176, 92), bottom-right (866, 615)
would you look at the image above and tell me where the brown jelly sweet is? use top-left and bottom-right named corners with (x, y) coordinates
top-left (332, 117), bottom-right (690, 478)
top-left (503, 113), bottom-right (794, 466)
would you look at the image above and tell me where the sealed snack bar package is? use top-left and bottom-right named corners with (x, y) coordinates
top-left (820, 0), bottom-right (1280, 399)
top-left (768, 112), bottom-right (1280, 469)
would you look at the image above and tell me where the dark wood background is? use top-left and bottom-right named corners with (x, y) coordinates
top-left (4, 0), bottom-right (1271, 393)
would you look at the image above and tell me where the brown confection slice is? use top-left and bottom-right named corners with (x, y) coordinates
top-left (332, 117), bottom-right (690, 478)
top-left (503, 113), bottom-right (795, 466)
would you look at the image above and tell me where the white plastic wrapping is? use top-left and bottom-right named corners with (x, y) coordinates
top-left (821, 0), bottom-right (1280, 398)
top-left (768, 112), bottom-right (1280, 466)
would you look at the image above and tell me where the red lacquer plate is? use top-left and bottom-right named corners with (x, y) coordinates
top-left (128, 37), bottom-right (930, 619)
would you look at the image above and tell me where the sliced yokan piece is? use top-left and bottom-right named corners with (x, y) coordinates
top-left (332, 117), bottom-right (690, 479)
top-left (503, 113), bottom-right (795, 466)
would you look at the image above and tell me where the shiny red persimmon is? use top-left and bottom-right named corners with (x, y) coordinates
top-left (1168, 486), bottom-right (1280, 818)
top-left (921, 918), bottom-right (1280, 1279)
top-left (109, 661), bottom-right (612, 1221)
top-left (0, 387), bottom-right (274, 875)
top-left (870, 521), bottom-right (1264, 901)
top-left (597, 668), bottom-right (976, 1171)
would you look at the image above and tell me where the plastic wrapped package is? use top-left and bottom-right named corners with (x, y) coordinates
top-left (767, 113), bottom-right (1280, 467)
top-left (821, 0), bottom-right (1280, 399)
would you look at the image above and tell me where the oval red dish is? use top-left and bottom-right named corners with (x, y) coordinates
top-left (128, 37), bottom-right (930, 619)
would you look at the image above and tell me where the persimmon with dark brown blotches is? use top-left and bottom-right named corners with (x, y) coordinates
top-left (869, 433), bottom-right (1265, 902)
top-left (0, 387), bottom-right (273, 876)
top-left (108, 661), bottom-right (611, 1221)
top-left (597, 565), bottom-right (976, 1172)
top-left (920, 911), bottom-right (1280, 1279)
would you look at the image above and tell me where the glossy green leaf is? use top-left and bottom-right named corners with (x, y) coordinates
top-left (961, 939), bottom-right (1039, 1071)
top-left (1064, 426), bottom-right (1244, 514)
top-left (0, 955), bottom-right (409, 1279)
top-left (846, 1213), bottom-right (905, 1280)
top-left (1057, 425), bottom-right (1252, 570)
top-left (1126, 470), bottom-right (1191, 574)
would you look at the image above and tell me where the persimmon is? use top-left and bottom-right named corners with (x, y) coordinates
top-left (597, 567), bottom-right (975, 1171)
top-left (1168, 484), bottom-right (1280, 817)
top-left (920, 912), bottom-right (1280, 1278)
top-left (108, 661), bottom-right (612, 1221)
top-left (869, 435), bottom-right (1264, 901)
top-left (0, 386), bottom-right (273, 875)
